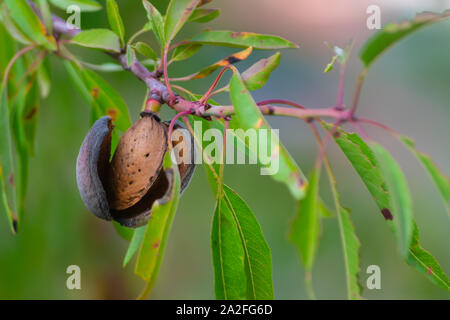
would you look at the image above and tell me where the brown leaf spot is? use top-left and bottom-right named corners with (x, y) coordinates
top-left (91, 87), bottom-right (99, 99)
top-left (24, 106), bottom-right (38, 120)
top-left (426, 266), bottom-right (433, 275)
top-left (8, 173), bottom-right (14, 187)
top-left (381, 208), bottom-right (393, 220)
top-left (231, 32), bottom-right (244, 38)
top-left (12, 218), bottom-right (18, 234)
top-left (107, 108), bottom-right (118, 121)
top-left (226, 55), bottom-right (241, 64)
top-left (153, 241), bottom-right (160, 249)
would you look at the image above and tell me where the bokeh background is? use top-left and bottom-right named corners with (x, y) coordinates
top-left (0, 0), bottom-right (449, 299)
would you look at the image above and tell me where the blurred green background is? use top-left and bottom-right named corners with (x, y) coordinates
top-left (0, 0), bottom-right (449, 299)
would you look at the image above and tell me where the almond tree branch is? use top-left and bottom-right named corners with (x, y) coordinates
top-left (49, 11), bottom-right (352, 123)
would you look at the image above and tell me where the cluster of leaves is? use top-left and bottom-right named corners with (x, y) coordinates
top-left (0, 0), bottom-right (449, 299)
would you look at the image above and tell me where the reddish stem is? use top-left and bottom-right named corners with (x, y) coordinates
top-left (168, 110), bottom-right (192, 147)
top-left (257, 99), bottom-right (306, 109)
top-left (200, 66), bottom-right (230, 105)
top-left (163, 46), bottom-right (175, 103)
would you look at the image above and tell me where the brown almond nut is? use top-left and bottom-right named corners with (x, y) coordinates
top-left (76, 113), bottom-right (196, 229)
top-left (106, 113), bottom-right (168, 210)
top-left (163, 121), bottom-right (196, 195)
top-left (76, 116), bottom-right (113, 221)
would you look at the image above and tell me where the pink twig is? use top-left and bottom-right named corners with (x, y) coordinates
top-left (163, 46), bottom-right (176, 103)
top-left (200, 66), bottom-right (230, 105)
top-left (168, 110), bottom-right (192, 147)
top-left (257, 99), bottom-right (306, 110)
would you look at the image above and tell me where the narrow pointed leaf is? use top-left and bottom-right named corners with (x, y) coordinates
top-left (173, 47), bottom-right (252, 81)
top-left (190, 30), bottom-right (298, 49)
top-left (0, 87), bottom-right (17, 234)
top-left (230, 71), bottom-right (306, 199)
top-left (240, 52), bottom-right (281, 90)
top-left (0, 4), bottom-right (33, 45)
top-left (372, 143), bottom-right (414, 257)
top-left (289, 169), bottom-right (320, 271)
top-left (123, 226), bottom-right (146, 267)
top-left (37, 0), bottom-right (53, 34)
top-left (188, 8), bottom-right (220, 23)
top-left (171, 44), bottom-right (202, 62)
top-left (4, 0), bottom-right (56, 50)
top-left (328, 125), bottom-right (449, 289)
top-left (126, 45), bottom-right (136, 68)
top-left (71, 29), bottom-right (121, 52)
top-left (360, 10), bottom-right (450, 67)
top-left (135, 153), bottom-right (181, 285)
top-left (323, 55), bottom-right (338, 73)
top-left (49, 0), bottom-right (102, 12)
top-left (212, 189), bottom-right (247, 300)
top-left (400, 136), bottom-right (450, 216)
top-left (325, 124), bottom-right (391, 218)
top-left (407, 223), bottom-right (450, 290)
top-left (113, 221), bottom-right (133, 241)
top-left (212, 185), bottom-right (273, 300)
top-left (106, 0), bottom-right (125, 47)
top-left (133, 42), bottom-right (157, 60)
top-left (164, 0), bottom-right (201, 44)
top-left (142, 0), bottom-right (165, 46)
top-left (338, 207), bottom-right (362, 299)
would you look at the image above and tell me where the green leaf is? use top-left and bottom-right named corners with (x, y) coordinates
top-left (190, 30), bottom-right (298, 49)
top-left (326, 124), bottom-right (391, 217)
top-left (123, 226), bottom-right (146, 267)
top-left (71, 29), bottom-right (121, 52)
top-left (11, 78), bottom-right (37, 223)
top-left (17, 76), bottom-right (39, 156)
top-left (164, 0), bottom-right (201, 44)
top-left (173, 47), bottom-right (252, 81)
top-left (0, 87), bottom-right (17, 234)
top-left (63, 61), bottom-right (131, 134)
top-left (337, 207), bottom-right (362, 299)
top-left (241, 52), bottom-right (280, 90)
top-left (4, 0), bottom-right (56, 50)
top-left (322, 151), bottom-right (362, 299)
top-left (37, 56), bottom-right (51, 98)
top-left (80, 60), bottom-right (157, 73)
top-left (212, 185), bottom-right (274, 299)
top-left (0, 4), bottom-right (33, 45)
top-left (142, 0), bottom-right (165, 47)
top-left (289, 169), bottom-right (320, 271)
top-left (188, 8), bottom-right (220, 23)
top-left (230, 71), bottom-right (306, 199)
top-left (323, 54), bottom-right (338, 73)
top-left (372, 143), bottom-right (414, 257)
top-left (126, 45), bottom-right (136, 68)
top-left (133, 42), bottom-right (157, 60)
top-left (400, 136), bottom-right (450, 216)
top-left (113, 221), bottom-right (133, 241)
top-left (329, 126), bottom-right (449, 290)
top-left (171, 43), bottom-right (202, 62)
top-left (359, 10), bottom-right (450, 67)
top-left (37, 0), bottom-right (53, 35)
top-left (212, 188), bottom-right (247, 300)
top-left (407, 223), bottom-right (450, 290)
top-left (135, 152), bottom-right (181, 286)
top-left (48, 0), bottom-right (102, 12)
top-left (106, 0), bottom-right (125, 47)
